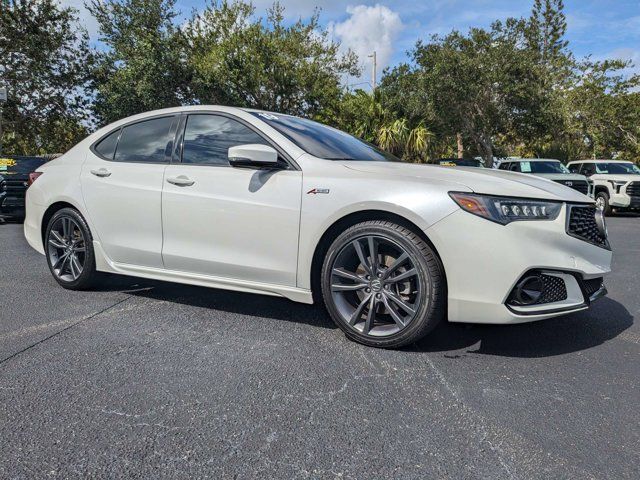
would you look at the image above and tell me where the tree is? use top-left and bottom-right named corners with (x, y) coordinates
top-left (0, 0), bottom-right (93, 154)
top-left (88, 0), bottom-right (192, 125)
top-left (185, 1), bottom-right (359, 117)
top-left (567, 59), bottom-right (640, 160)
top-left (406, 19), bottom-right (543, 166)
top-left (333, 89), bottom-right (434, 161)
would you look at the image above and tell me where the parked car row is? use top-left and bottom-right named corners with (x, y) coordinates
top-left (435, 156), bottom-right (640, 215)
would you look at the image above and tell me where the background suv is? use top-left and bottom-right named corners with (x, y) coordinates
top-left (567, 160), bottom-right (640, 214)
top-left (497, 158), bottom-right (592, 197)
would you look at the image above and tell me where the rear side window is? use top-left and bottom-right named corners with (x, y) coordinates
top-left (181, 114), bottom-right (268, 165)
top-left (94, 129), bottom-right (120, 160)
top-left (114, 116), bottom-right (174, 163)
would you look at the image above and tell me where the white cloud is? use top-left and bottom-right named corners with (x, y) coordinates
top-left (328, 4), bottom-right (404, 88)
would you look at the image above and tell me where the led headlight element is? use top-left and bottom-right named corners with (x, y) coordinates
top-left (449, 192), bottom-right (562, 225)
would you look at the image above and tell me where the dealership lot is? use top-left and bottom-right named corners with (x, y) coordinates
top-left (1, 217), bottom-right (638, 479)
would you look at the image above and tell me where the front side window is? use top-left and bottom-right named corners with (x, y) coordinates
top-left (250, 111), bottom-right (399, 162)
top-left (114, 116), bottom-right (174, 163)
top-left (181, 115), bottom-right (269, 165)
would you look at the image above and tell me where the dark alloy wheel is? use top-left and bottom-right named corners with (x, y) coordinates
top-left (321, 220), bottom-right (445, 348)
top-left (45, 208), bottom-right (99, 290)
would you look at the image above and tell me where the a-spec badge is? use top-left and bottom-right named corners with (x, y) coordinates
top-left (307, 188), bottom-right (330, 195)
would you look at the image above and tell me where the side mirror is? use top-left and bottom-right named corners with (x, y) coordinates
top-left (228, 144), bottom-right (279, 169)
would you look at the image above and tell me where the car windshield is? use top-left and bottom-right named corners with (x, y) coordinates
top-left (249, 111), bottom-right (399, 161)
top-left (595, 162), bottom-right (640, 174)
top-left (0, 156), bottom-right (46, 174)
top-left (438, 159), bottom-right (483, 167)
top-left (523, 161), bottom-right (570, 174)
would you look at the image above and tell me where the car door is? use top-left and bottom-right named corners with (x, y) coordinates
top-left (81, 115), bottom-right (177, 268)
top-left (161, 113), bottom-right (302, 286)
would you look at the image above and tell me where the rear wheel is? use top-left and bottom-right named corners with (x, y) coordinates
top-left (321, 220), bottom-right (445, 348)
top-left (45, 208), bottom-right (100, 290)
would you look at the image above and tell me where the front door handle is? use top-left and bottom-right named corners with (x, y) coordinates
top-left (90, 168), bottom-right (112, 178)
top-left (166, 175), bottom-right (195, 187)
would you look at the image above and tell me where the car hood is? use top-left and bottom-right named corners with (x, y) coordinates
top-left (590, 174), bottom-right (640, 182)
top-left (342, 162), bottom-right (591, 202)
top-left (530, 173), bottom-right (587, 181)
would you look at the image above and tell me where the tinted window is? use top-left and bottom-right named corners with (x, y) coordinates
top-left (582, 163), bottom-right (596, 175)
top-left (568, 163), bottom-right (581, 173)
top-left (595, 162), bottom-right (640, 174)
top-left (509, 163), bottom-right (520, 172)
top-left (114, 116), bottom-right (174, 163)
top-left (95, 129), bottom-right (120, 160)
top-left (0, 156), bottom-right (47, 173)
top-left (527, 161), bottom-right (570, 174)
top-left (250, 111), bottom-right (398, 162)
top-left (498, 162), bottom-right (510, 170)
top-left (182, 115), bottom-right (268, 165)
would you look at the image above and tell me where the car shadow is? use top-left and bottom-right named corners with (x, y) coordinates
top-left (95, 275), bottom-right (633, 357)
top-left (414, 297), bottom-right (633, 358)
top-left (97, 274), bottom-right (335, 330)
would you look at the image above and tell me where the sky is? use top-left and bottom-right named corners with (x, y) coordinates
top-left (63, 0), bottom-right (640, 86)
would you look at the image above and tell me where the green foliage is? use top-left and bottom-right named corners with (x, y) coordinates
top-left (333, 89), bottom-right (434, 161)
top-left (376, 0), bottom-right (640, 165)
top-left (1, 0), bottom-right (638, 163)
top-left (0, 0), bottom-right (93, 154)
top-left (88, 0), bottom-right (193, 125)
top-left (185, 1), bottom-right (359, 117)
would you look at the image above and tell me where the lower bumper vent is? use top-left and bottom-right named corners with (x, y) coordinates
top-left (507, 273), bottom-right (568, 307)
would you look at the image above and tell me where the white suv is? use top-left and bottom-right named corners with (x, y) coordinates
top-left (567, 160), bottom-right (640, 214)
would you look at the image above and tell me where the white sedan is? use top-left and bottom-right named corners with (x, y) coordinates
top-left (24, 106), bottom-right (612, 348)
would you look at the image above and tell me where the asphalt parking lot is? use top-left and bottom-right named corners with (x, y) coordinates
top-left (1, 217), bottom-right (639, 479)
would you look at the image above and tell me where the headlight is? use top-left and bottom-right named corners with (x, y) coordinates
top-left (449, 192), bottom-right (563, 225)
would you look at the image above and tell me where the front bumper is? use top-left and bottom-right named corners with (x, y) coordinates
top-left (609, 192), bottom-right (640, 208)
top-left (425, 204), bottom-right (612, 324)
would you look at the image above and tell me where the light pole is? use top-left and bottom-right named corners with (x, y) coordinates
top-left (368, 51), bottom-right (377, 92)
top-left (0, 86), bottom-right (6, 156)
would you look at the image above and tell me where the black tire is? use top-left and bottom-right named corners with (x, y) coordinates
top-left (595, 191), bottom-right (612, 216)
top-left (321, 220), bottom-right (445, 349)
top-left (45, 207), bottom-right (100, 290)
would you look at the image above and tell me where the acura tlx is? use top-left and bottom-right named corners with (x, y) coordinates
top-left (24, 106), bottom-right (612, 348)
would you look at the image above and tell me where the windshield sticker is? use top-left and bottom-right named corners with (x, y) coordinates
top-left (258, 113), bottom-right (279, 121)
top-left (0, 158), bottom-right (16, 169)
top-left (520, 161), bottom-right (532, 173)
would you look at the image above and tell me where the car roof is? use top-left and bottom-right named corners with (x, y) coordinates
top-left (503, 158), bottom-right (561, 163)
top-left (567, 159), bottom-right (633, 164)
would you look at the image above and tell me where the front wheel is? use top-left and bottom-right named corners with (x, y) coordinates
top-left (595, 191), bottom-right (612, 216)
top-left (45, 208), bottom-right (100, 290)
top-left (321, 220), bottom-right (445, 349)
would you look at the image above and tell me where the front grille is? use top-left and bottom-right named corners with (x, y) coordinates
top-left (583, 277), bottom-right (604, 298)
top-left (554, 179), bottom-right (589, 195)
top-left (626, 181), bottom-right (640, 197)
top-left (567, 205), bottom-right (609, 249)
top-left (2, 179), bottom-right (27, 197)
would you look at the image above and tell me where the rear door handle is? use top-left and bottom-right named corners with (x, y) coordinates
top-left (166, 175), bottom-right (195, 187)
top-left (90, 168), bottom-right (111, 178)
